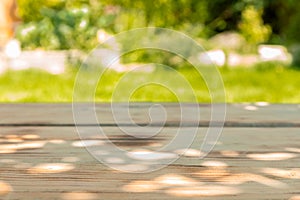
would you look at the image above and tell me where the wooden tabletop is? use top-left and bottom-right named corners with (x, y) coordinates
top-left (0, 103), bottom-right (300, 199)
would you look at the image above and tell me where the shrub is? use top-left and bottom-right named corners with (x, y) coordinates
top-left (16, 0), bottom-right (116, 50)
top-left (239, 5), bottom-right (272, 46)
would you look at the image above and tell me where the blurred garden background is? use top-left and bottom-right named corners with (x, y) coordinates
top-left (0, 0), bottom-right (300, 102)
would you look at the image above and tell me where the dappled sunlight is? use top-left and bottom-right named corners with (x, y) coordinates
top-left (245, 173), bottom-right (288, 188)
top-left (21, 134), bottom-right (40, 140)
top-left (217, 172), bottom-right (288, 188)
top-left (246, 152), bottom-right (297, 161)
top-left (123, 174), bottom-right (203, 193)
top-left (174, 148), bottom-right (204, 157)
top-left (244, 105), bottom-right (258, 111)
top-left (193, 161), bottom-right (288, 189)
top-left (5, 135), bottom-right (24, 143)
top-left (0, 141), bottom-right (46, 153)
top-left (255, 102), bottom-right (270, 107)
top-left (16, 141), bottom-right (46, 149)
top-left (201, 161), bottom-right (228, 168)
top-left (198, 170), bottom-right (287, 188)
top-left (0, 133), bottom-right (46, 154)
top-left (165, 185), bottom-right (242, 197)
top-left (72, 140), bottom-right (105, 147)
top-left (0, 181), bottom-right (12, 197)
top-left (217, 173), bottom-right (248, 185)
top-left (6, 138), bottom-right (23, 143)
top-left (148, 142), bottom-right (163, 148)
top-left (0, 133), bottom-right (69, 161)
top-left (0, 149), bottom-right (16, 154)
top-left (61, 192), bottom-right (98, 200)
top-left (286, 147), bottom-right (300, 153)
top-left (123, 165), bottom-right (239, 196)
top-left (121, 162), bottom-right (291, 197)
top-left (0, 127), bottom-right (299, 198)
top-left (261, 168), bottom-right (300, 179)
top-left (220, 150), bottom-right (240, 157)
top-left (193, 161), bottom-right (229, 179)
top-left (154, 174), bottom-right (202, 186)
top-left (290, 196), bottom-right (300, 200)
top-left (28, 163), bottom-right (75, 174)
top-left (110, 164), bottom-right (149, 172)
top-left (122, 180), bottom-right (162, 192)
top-left (127, 149), bottom-right (178, 161)
top-left (5, 134), bottom-right (18, 139)
top-left (48, 139), bottom-right (66, 144)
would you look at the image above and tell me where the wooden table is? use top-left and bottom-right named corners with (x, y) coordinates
top-left (0, 103), bottom-right (300, 199)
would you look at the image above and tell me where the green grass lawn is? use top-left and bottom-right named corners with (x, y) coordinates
top-left (0, 64), bottom-right (299, 103)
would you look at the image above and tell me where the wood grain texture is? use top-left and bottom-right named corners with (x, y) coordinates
top-left (0, 104), bottom-right (300, 199)
top-left (0, 103), bottom-right (299, 126)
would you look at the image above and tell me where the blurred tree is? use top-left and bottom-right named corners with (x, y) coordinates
top-left (14, 0), bottom-right (300, 54)
top-left (238, 5), bottom-right (271, 45)
top-left (100, 0), bottom-right (273, 38)
top-left (101, 0), bottom-right (210, 37)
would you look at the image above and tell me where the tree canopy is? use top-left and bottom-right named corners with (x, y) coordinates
top-left (16, 0), bottom-right (300, 50)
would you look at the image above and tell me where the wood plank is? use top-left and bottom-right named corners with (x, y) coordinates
top-left (0, 103), bottom-right (299, 126)
top-left (1, 126), bottom-right (300, 199)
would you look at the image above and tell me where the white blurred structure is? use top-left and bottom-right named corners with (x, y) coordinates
top-left (11, 50), bottom-right (66, 74)
top-left (228, 53), bottom-right (258, 67)
top-left (1, 49), bottom-right (67, 74)
top-left (209, 31), bottom-right (246, 51)
top-left (197, 45), bottom-right (292, 67)
top-left (258, 45), bottom-right (292, 64)
top-left (198, 49), bottom-right (226, 66)
top-left (0, 38), bottom-right (69, 74)
top-left (4, 39), bottom-right (21, 59)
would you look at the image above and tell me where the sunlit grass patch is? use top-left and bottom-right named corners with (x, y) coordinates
top-left (0, 64), bottom-right (299, 103)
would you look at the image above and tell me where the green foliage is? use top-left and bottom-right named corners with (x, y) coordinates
top-left (101, 0), bottom-right (210, 37)
top-left (17, 0), bottom-right (65, 22)
top-left (239, 5), bottom-right (272, 45)
top-left (283, 3), bottom-right (300, 66)
top-left (286, 15), bottom-right (300, 43)
top-left (117, 28), bottom-right (198, 67)
top-left (262, 0), bottom-right (299, 39)
top-left (16, 0), bottom-right (116, 50)
top-left (289, 45), bottom-right (300, 67)
top-left (15, 0), bottom-right (300, 55)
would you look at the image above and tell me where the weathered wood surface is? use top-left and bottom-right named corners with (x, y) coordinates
top-left (0, 104), bottom-right (300, 200)
top-left (0, 103), bottom-right (299, 126)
